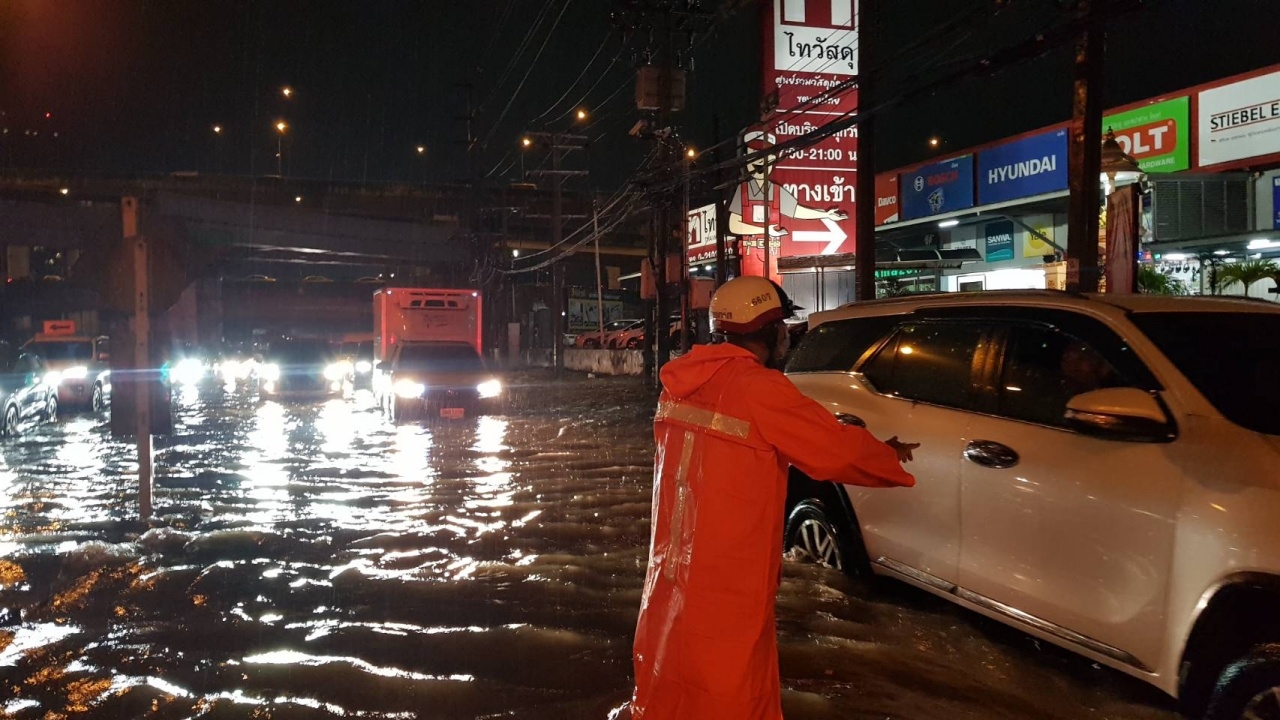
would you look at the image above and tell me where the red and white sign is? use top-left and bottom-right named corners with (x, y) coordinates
top-left (1198, 69), bottom-right (1280, 167)
top-left (686, 203), bottom-right (727, 265)
top-left (767, 0), bottom-right (860, 116)
top-left (874, 173), bottom-right (898, 225)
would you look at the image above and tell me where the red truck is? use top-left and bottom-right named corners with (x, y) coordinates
top-left (371, 288), bottom-right (499, 422)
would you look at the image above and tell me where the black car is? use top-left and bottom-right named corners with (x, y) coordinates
top-left (1, 349), bottom-right (59, 436)
top-left (258, 339), bottom-right (346, 400)
top-left (376, 341), bottom-right (503, 423)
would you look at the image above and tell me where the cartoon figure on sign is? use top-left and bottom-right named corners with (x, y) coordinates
top-left (727, 131), bottom-right (848, 244)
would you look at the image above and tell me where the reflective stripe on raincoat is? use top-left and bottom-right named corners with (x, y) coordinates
top-left (631, 343), bottom-right (915, 720)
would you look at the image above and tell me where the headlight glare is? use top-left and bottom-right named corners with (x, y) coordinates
top-left (62, 366), bottom-right (89, 380)
top-left (260, 364), bottom-right (281, 381)
top-left (393, 379), bottom-right (426, 399)
top-left (476, 379), bottom-right (502, 399)
top-left (355, 360), bottom-right (373, 374)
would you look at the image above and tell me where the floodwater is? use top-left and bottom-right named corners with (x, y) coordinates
top-left (1, 373), bottom-right (1177, 719)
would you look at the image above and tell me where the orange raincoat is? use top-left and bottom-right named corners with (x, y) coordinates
top-left (631, 343), bottom-right (916, 720)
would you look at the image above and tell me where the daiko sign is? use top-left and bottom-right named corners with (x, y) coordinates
top-left (1103, 96), bottom-right (1190, 173)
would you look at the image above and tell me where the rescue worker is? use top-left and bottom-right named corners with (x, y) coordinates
top-left (628, 276), bottom-right (917, 720)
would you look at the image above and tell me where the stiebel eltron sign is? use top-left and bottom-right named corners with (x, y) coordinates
top-left (1198, 69), bottom-right (1280, 167)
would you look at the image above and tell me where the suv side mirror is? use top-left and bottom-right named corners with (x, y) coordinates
top-left (1064, 388), bottom-right (1174, 443)
top-left (376, 361), bottom-right (391, 372)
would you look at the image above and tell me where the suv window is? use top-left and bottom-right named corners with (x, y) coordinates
top-left (786, 315), bottom-right (900, 373)
top-left (861, 322), bottom-right (986, 410)
top-left (998, 325), bottom-right (1129, 427)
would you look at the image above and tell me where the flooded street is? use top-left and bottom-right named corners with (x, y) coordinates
top-left (2, 373), bottom-right (1177, 719)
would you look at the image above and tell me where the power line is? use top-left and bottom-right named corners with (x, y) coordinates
top-left (480, 0), bottom-right (576, 148)
top-left (477, 0), bottom-right (560, 114)
top-left (529, 33), bottom-right (615, 126)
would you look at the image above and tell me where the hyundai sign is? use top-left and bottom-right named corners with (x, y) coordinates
top-left (901, 156), bottom-right (975, 221)
top-left (978, 129), bottom-right (1069, 205)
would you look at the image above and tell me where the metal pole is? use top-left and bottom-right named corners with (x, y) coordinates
top-left (1067, 0), bottom-right (1104, 293)
top-left (680, 158), bottom-right (691, 353)
top-left (551, 136), bottom-right (565, 373)
top-left (123, 197), bottom-right (152, 520)
top-left (854, 0), bottom-right (877, 301)
top-left (592, 197), bottom-right (606, 342)
top-left (276, 134), bottom-right (283, 176)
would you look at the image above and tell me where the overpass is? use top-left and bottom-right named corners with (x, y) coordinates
top-left (0, 174), bottom-right (649, 345)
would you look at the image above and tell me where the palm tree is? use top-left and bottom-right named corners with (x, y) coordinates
top-left (1137, 266), bottom-right (1187, 295)
top-left (1217, 260), bottom-right (1278, 298)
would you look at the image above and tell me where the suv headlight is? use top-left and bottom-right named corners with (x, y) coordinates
top-left (61, 366), bottom-right (89, 381)
top-left (324, 361), bottom-right (352, 381)
top-left (172, 358), bottom-right (205, 385)
top-left (44, 370), bottom-right (63, 386)
top-left (260, 363), bottom-right (281, 381)
top-left (476, 379), bottom-right (502, 399)
top-left (394, 379), bottom-right (426, 399)
top-left (355, 360), bottom-right (373, 374)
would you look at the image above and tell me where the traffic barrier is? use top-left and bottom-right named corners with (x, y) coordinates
top-left (564, 348), bottom-right (644, 376)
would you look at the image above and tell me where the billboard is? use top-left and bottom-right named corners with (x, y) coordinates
top-left (1103, 97), bottom-right (1190, 173)
top-left (983, 220), bottom-right (1016, 262)
top-left (977, 129), bottom-right (1069, 205)
top-left (765, 0), bottom-right (859, 116)
top-left (900, 156), bottom-right (975, 221)
top-left (686, 203), bottom-right (733, 265)
top-left (1198, 69), bottom-right (1280, 167)
top-left (567, 286), bottom-right (630, 334)
top-left (875, 173), bottom-right (899, 225)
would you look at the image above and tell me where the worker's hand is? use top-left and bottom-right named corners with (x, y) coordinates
top-left (886, 436), bottom-right (920, 463)
top-left (824, 208), bottom-right (849, 222)
top-left (767, 224), bottom-right (790, 238)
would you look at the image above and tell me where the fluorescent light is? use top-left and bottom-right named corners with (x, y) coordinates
top-left (938, 219), bottom-right (960, 228)
top-left (1247, 239), bottom-right (1278, 250)
top-left (1214, 250), bottom-right (1230, 256)
top-left (1164, 253), bottom-right (1188, 261)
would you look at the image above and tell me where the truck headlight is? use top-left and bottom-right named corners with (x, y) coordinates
top-left (260, 364), bottom-right (281, 381)
top-left (61, 366), bottom-right (89, 381)
top-left (355, 360), bottom-right (373, 374)
top-left (394, 380), bottom-right (426, 399)
top-left (476, 379), bottom-right (502, 399)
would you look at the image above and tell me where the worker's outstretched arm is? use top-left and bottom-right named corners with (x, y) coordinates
top-left (749, 371), bottom-right (916, 488)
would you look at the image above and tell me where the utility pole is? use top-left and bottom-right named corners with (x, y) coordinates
top-left (680, 150), bottom-right (692, 353)
top-left (122, 197), bottom-right (152, 519)
top-left (525, 131), bottom-right (589, 372)
top-left (854, 0), bottom-right (878, 301)
top-left (592, 196), bottom-right (606, 343)
top-left (1066, 0), bottom-right (1105, 292)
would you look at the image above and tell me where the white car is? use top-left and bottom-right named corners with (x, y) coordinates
top-left (783, 291), bottom-right (1280, 720)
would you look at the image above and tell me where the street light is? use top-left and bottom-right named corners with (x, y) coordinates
top-left (212, 125), bottom-right (223, 135)
top-left (274, 120), bottom-right (288, 176)
top-left (281, 86), bottom-right (293, 98)
top-left (576, 108), bottom-right (588, 122)
top-left (685, 147), bottom-right (697, 159)
top-left (416, 145), bottom-right (426, 155)
top-left (928, 136), bottom-right (941, 149)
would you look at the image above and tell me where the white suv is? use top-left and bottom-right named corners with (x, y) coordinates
top-left (782, 291), bottom-right (1280, 720)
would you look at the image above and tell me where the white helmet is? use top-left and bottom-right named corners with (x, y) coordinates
top-left (708, 276), bottom-right (797, 336)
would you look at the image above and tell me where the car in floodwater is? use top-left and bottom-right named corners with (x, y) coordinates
top-left (783, 291), bottom-right (1280, 720)
top-left (258, 338), bottom-right (347, 400)
top-left (23, 333), bottom-right (111, 412)
top-left (0, 347), bottom-right (59, 436)
top-left (376, 341), bottom-right (502, 423)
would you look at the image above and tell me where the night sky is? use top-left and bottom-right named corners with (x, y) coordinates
top-left (1, 0), bottom-right (1277, 191)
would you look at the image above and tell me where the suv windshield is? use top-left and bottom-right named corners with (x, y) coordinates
top-left (29, 341), bottom-right (94, 362)
top-left (398, 344), bottom-right (483, 373)
top-left (1130, 311), bottom-right (1280, 435)
top-left (269, 340), bottom-right (334, 364)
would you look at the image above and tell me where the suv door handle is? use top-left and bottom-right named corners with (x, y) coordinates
top-left (964, 440), bottom-right (1019, 469)
top-left (835, 413), bottom-right (866, 428)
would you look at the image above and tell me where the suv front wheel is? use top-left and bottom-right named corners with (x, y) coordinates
top-left (784, 499), bottom-right (863, 575)
top-left (1206, 645), bottom-right (1280, 720)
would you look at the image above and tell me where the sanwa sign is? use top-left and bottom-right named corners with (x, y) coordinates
top-left (978, 129), bottom-right (1068, 205)
top-left (901, 156), bottom-right (975, 221)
